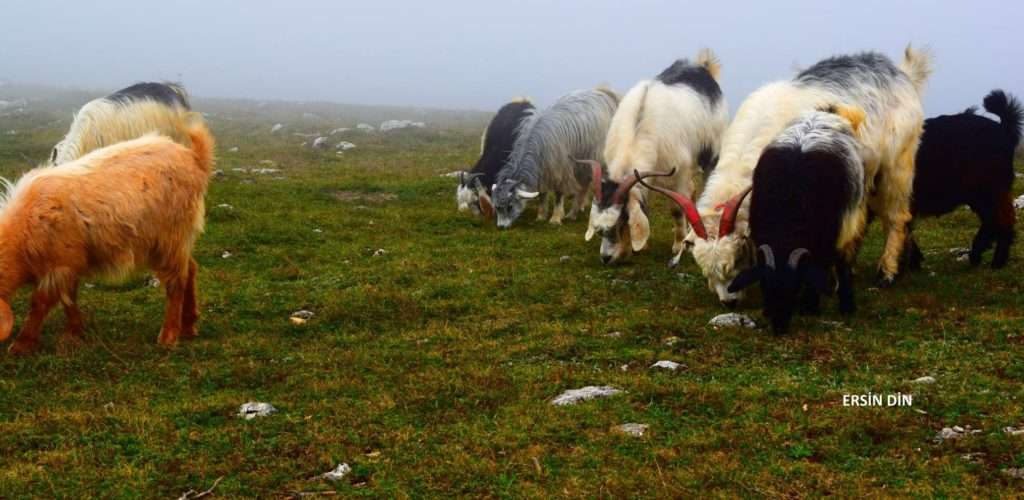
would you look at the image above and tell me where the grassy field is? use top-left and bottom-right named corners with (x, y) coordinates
top-left (1, 86), bottom-right (1023, 498)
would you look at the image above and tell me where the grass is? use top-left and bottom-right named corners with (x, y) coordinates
top-left (1, 87), bottom-right (1023, 497)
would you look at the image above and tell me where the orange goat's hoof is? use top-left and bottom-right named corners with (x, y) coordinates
top-left (157, 329), bottom-right (180, 346)
top-left (8, 339), bottom-right (40, 355)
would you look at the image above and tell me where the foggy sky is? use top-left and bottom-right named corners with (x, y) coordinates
top-left (2, 0), bottom-right (1021, 114)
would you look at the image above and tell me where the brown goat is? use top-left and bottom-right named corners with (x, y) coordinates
top-left (0, 121), bottom-right (215, 354)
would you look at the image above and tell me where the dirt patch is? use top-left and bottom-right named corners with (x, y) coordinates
top-left (332, 190), bottom-right (398, 203)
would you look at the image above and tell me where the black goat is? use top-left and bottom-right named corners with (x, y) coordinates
top-left (456, 98), bottom-right (534, 218)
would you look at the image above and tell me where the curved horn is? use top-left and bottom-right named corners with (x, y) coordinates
top-left (788, 248), bottom-right (810, 269)
top-left (758, 244), bottom-right (776, 270)
top-left (634, 169), bottom-right (708, 239)
top-left (516, 188), bottom-right (540, 199)
top-left (571, 157), bottom-right (604, 204)
top-left (718, 186), bottom-right (753, 238)
top-left (611, 167), bottom-right (676, 206)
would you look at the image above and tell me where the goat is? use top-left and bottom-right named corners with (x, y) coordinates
top-left (457, 98), bottom-right (534, 218)
top-left (0, 121), bottom-right (215, 354)
top-left (903, 90), bottom-right (1023, 269)
top-left (650, 48), bottom-right (931, 307)
top-left (576, 50), bottom-right (728, 265)
top-left (50, 82), bottom-right (194, 165)
top-left (721, 106), bottom-right (868, 333)
top-left (492, 87), bottom-right (619, 228)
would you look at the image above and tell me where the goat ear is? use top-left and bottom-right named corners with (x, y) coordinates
top-left (585, 224), bottom-right (596, 242)
top-left (0, 299), bottom-right (12, 341)
top-left (804, 265), bottom-right (832, 295)
top-left (627, 198), bottom-right (650, 252)
top-left (478, 193), bottom-right (495, 219)
top-left (728, 267), bottom-right (764, 293)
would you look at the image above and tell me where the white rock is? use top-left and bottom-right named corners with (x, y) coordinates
top-left (559, 255), bottom-right (571, 263)
top-left (663, 336), bottom-right (680, 346)
top-left (650, 360), bottom-right (682, 371)
top-left (216, 203), bottom-right (234, 209)
top-left (291, 310), bottom-right (315, 320)
top-left (232, 168), bottom-right (248, 173)
top-left (252, 168), bottom-right (280, 174)
top-left (329, 127), bottom-right (351, 135)
top-left (1004, 426), bottom-right (1024, 436)
top-left (441, 170), bottom-right (463, 178)
top-left (373, 248), bottom-right (387, 256)
top-left (551, 386), bottom-right (622, 406)
top-left (934, 425), bottom-right (981, 443)
top-left (613, 423), bottom-right (648, 437)
top-left (380, 119), bottom-right (426, 132)
top-left (321, 463), bottom-right (351, 481)
top-left (148, 277), bottom-right (161, 288)
top-left (238, 402), bottom-right (277, 419)
top-left (356, 123), bottom-right (375, 132)
top-left (221, 251), bottom-right (233, 259)
top-left (605, 331), bottom-right (622, 338)
top-left (228, 146), bottom-right (239, 153)
top-left (1005, 468), bottom-right (1024, 479)
top-left (313, 228), bottom-right (323, 233)
top-left (1014, 194), bottom-right (1024, 211)
top-left (708, 313), bottom-right (757, 329)
top-left (312, 137), bottom-right (330, 149)
top-left (271, 123), bottom-right (284, 133)
top-left (911, 376), bottom-right (936, 384)
top-left (336, 141), bottom-right (356, 151)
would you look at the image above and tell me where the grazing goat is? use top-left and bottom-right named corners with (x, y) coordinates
top-left (903, 90), bottom-right (1023, 269)
top-left (0, 121), bottom-right (215, 354)
top-left (577, 50), bottom-right (728, 265)
top-left (655, 48), bottom-right (930, 307)
top-left (457, 98), bottom-right (534, 218)
top-left (50, 82), bottom-right (193, 165)
top-left (722, 106), bottom-right (868, 333)
top-left (492, 88), bottom-right (619, 228)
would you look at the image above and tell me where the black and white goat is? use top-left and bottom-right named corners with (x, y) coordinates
top-left (903, 90), bottom-right (1023, 269)
top-left (50, 82), bottom-right (195, 165)
top-left (492, 88), bottom-right (619, 228)
top-left (576, 50), bottom-right (728, 265)
top-left (721, 106), bottom-right (868, 334)
top-left (457, 98), bottom-right (535, 219)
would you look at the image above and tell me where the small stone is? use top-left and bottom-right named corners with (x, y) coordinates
top-left (1014, 194), bottom-right (1024, 211)
top-left (619, 364), bottom-right (629, 372)
top-left (605, 331), bottom-right (622, 338)
top-left (356, 123), bottom-right (375, 132)
top-left (934, 425), bottom-right (981, 443)
top-left (321, 463), bottom-right (351, 481)
top-left (949, 247), bottom-right (971, 262)
top-left (238, 402), bottom-right (277, 419)
top-left (228, 146), bottom-right (239, 152)
top-left (961, 452), bottom-right (985, 462)
top-left (222, 251), bottom-right (233, 259)
top-left (663, 336), bottom-right (680, 346)
top-left (650, 360), bottom-right (682, 371)
top-left (291, 310), bottom-right (314, 320)
top-left (559, 255), bottom-right (571, 263)
top-left (148, 277), bottom-right (161, 288)
top-left (613, 423), bottom-right (648, 437)
top-left (1004, 426), bottom-right (1024, 436)
top-left (271, 123), bottom-right (284, 133)
top-left (373, 248), bottom-right (387, 256)
top-left (911, 376), bottom-right (936, 384)
top-left (708, 313), bottom-right (757, 329)
top-left (259, 160), bottom-right (276, 166)
top-left (336, 141), bottom-right (356, 151)
top-left (216, 203), bottom-right (234, 210)
top-left (313, 228), bottom-right (323, 233)
top-left (312, 137), bottom-right (330, 149)
top-left (551, 386), bottom-right (622, 406)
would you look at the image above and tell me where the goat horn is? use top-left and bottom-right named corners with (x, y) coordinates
top-left (718, 186), bottom-right (752, 238)
top-left (788, 248), bottom-right (810, 269)
top-left (634, 168), bottom-right (707, 239)
top-left (571, 157), bottom-right (604, 204)
top-left (610, 167), bottom-right (676, 206)
top-left (759, 244), bottom-right (776, 270)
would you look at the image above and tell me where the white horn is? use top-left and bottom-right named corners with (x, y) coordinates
top-left (516, 189), bottom-right (540, 199)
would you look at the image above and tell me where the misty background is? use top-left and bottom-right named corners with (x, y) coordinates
top-left (1, 0), bottom-right (1020, 114)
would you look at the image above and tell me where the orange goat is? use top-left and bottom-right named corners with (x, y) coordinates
top-left (0, 121), bottom-right (214, 353)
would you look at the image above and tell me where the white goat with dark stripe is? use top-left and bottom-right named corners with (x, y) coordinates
top-left (492, 88), bottom-right (619, 228)
top-left (576, 49), bottom-right (728, 265)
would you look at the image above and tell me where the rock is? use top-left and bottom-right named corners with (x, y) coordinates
top-left (1005, 468), bottom-right (1024, 479)
top-left (960, 452), bottom-right (985, 463)
top-left (559, 255), bottom-right (571, 263)
top-left (148, 277), bottom-right (161, 288)
top-left (216, 203), bottom-right (234, 210)
top-left (212, 169), bottom-right (225, 178)
top-left (380, 119), bottom-right (426, 132)
top-left (605, 331), bottom-right (622, 338)
top-left (551, 386), bottom-right (623, 406)
top-left (321, 463), bottom-right (351, 481)
top-left (1014, 194), bottom-right (1024, 211)
top-left (271, 123), bottom-right (284, 133)
top-left (312, 137), bottom-right (330, 149)
top-left (259, 160), bottom-right (276, 166)
top-left (911, 376), bottom-right (936, 384)
top-left (228, 146), bottom-right (239, 152)
top-left (238, 402), bottom-right (277, 419)
top-left (336, 141), bottom-right (356, 151)
top-left (441, 171), bottom-right (463, 178)
top-left (232, 168), bottom-right (248, 173)
top-left (949, 247), bottom-right (970, 262)
top-left (613, 423), bottom-right (648, 437)
top-left (221, 251), bottom-right (233, 259)
top-left (373, 248), bottom-right (387, 257)
top-left (291, 310), bottom-right (314, 320)
top-left (663, 336), bottom-right (681, 346)
top-left (934, 425), bottom-right (981, 443)
top-left (356, 123), bottom-right (375, 132)
top-left (651, 360), bottom-right (682, 371)
top-left (313, 228), bottom-right (323, 233)
top-left (252, 168), bottom-right (280, 174)
top-left (1004, 426), bottom-right (1024, 436)
top-left (708, 313), bottom-right (757, 329)
top-left (329, 127), bottom-right (351, 135)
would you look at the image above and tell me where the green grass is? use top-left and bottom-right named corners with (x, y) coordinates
top-left (1, 90), bottom-right (1023, 497)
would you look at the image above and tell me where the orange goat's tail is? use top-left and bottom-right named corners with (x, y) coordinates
top-left (185, 116), bottom-right (215, 174)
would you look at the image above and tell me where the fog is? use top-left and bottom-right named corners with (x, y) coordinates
top-left (2, 0), bottom-right (1020, 113)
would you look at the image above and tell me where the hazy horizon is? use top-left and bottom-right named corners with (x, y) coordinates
top-left (2, 0), bottom-right (1021, 114)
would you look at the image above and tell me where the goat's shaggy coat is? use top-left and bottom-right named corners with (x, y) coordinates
top-left (687, 48), bottom-right (931, 306)
top-left (492, 88), bottom-right (619, 228)
top-left (728, 107), bottom-right (868, 333)
top-left (50, 82), bottom-right (194, 165)
top-left (904, 90), bottom-right (1023, 269)
top-left (585, 50), bottom-right (728, 265)
top-left (456, 98), bottom-right (534, 218)
top-left (0, 122), bottom-right (215, 354)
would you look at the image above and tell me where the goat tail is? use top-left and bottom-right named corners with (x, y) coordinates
top-left (983, 89), bottom-right (1024, 151)
top-left (185, 116), bottom-right (216, 174)
top-left (899, 44), bottom-right (933, 94)
top-left (695, 48), bottom-right (722, 81)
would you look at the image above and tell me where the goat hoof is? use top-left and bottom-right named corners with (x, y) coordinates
top-left (157, 329), bottom-right (180, 346)
top-left (668, 254), bottom-right (682, 268)
top-left (8, 339), bottom-right (39, 355)
top-left (874, 272), bottom-right (895, 289)
top-left (181, 326), bottom-right (199, 339)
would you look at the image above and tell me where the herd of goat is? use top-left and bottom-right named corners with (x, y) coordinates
top-left (0, 45), bottom-right (1019, 355)
top-left (457, 46), bottom-right (1022, 333)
